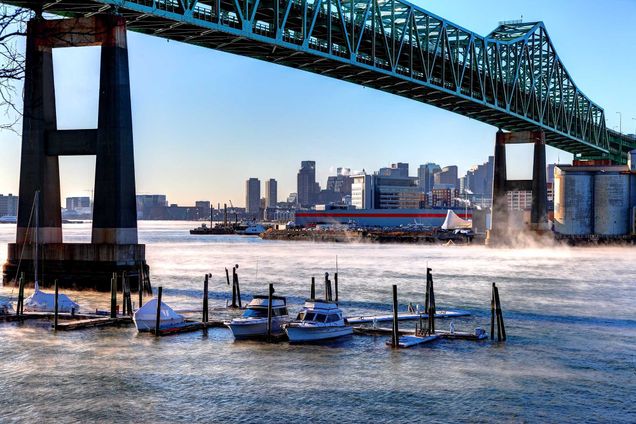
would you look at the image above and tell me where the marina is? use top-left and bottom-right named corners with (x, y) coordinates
top-left (0, 222), bottom-right (635, 422)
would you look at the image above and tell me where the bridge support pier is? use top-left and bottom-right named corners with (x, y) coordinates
top-left (486, 130), bottom-right (549, 246)
top-left (2, 14), bottom-right (149, 291)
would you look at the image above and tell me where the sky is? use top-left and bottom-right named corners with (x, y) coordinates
top-left (0, 0), bottom-right (635, 207)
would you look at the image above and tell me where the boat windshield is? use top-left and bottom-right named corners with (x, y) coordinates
top-left (242, 308), bottom-right (268, 318)
top-left (326, 314), bottom-right (340, 323)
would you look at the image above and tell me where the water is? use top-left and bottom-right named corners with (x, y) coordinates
top-left (1, 221), bottom-right (635, 423)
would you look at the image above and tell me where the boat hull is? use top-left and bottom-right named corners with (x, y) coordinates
top-left (134, 317), bottom-right (186, 332)
top-left (227, 318), bottom-right (288, 339)
top-left (285, 325), bottom-right (353, 343)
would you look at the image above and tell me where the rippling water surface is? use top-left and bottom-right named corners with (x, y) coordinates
top-left (1, 222), bottom-right (635, 423)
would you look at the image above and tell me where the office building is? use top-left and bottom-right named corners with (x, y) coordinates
top-left (352, 173), bottom-right (422, 209)
top-left (297, 161), bottom-right (317, 208)
top-left (65, 196), bottom-right (91, 211)
top-left (136, 195), bottom-right (168, 219)
top-left (417, 163), bottom-right (441, 194)
top-left (0, 194), bottom-right (18, 217)
top-left (378, 162), bottom-right (409, 178)
top-left (245, 178), bottom-right (261, 216)
top-left (265, 179), bottom-right (278, 208)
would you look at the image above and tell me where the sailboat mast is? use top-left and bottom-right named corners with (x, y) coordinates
top-left (34, 190), bottom-right (39, 285)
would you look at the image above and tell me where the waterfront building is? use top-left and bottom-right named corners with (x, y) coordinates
top-left (507, 190), bottom-right (533, 211)
top-left (245, 177), bottom-right (261, 216)
top-left (352, 173), bottom-right (422, 209)
top-left (295, 206), bottom-right (472, 228)
top-left (463, 156), bottom-right (494, 197)
top-left (417, 163), bottom-right (441, 194)
top-left (65, 196), bottom-right (91, 211)
top-left (378, 162), bottom-right (409, 178)
top-left (265, 179), bottom-right (277, 208)
top-left (0, 194), bottom-right (18, 217)
top-left (297, 161), bottom-right (317, 208)
top-left (351, 174), bottom-right (373, 209)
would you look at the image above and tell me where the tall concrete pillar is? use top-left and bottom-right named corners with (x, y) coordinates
top-left (92, 15), bottom-right (138, 244)
top-left (490, 130), bottom-right (508, 240)
top-left (531, 131), bottom-right (548, 230)
top-left (16, 19), bottom-right (62, 245)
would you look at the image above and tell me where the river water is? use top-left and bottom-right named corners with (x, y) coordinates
top-left (0, 221), bottom-right (634, 423)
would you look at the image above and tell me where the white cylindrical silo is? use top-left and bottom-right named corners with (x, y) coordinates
top-left (594, 173), bottom-right (630, 236)
top-left (554, 168), bottom-right (593, 235)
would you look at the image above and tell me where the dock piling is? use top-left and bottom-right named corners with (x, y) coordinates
top-left (155, 286), bottom-right (163, 336)
top-left (138, 266), bottom-right (143, 309)
top-left (17, 272), bottom-right (25, 316)
top-left (490, 283), bottom-right (496, 340)
top-left (334, 272), bottom-right (339, 302)
top-left (231, 267), bottom-right (237, 307)
top-left (53, 279), bottom-right (59, 331)
top-left (125, 273), bottom-right (133, 316)
top-left (391, 285), bottom-right (399, 348)
top-left (267, 283), bottom-right (274, 341)
top-left (235, 264), bottom-right (242, 308)
top-left (203, 274), bottom-right (209, 323)
top-left (110, 272), bottom-right (117, 318)
top-left (494, 284), bottom-right (506, 341)
top-left (310, 276), bottom-right (315, 299)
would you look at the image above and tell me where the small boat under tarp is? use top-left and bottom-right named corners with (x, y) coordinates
top-left (23, 283), bottom-right (80, 313)
top-left (0, 299), bottom-right (13, 315)
top-left (133, 298), bottom-right (186, 332)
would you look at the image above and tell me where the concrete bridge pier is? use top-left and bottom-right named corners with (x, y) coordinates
top-left (2, 14), bottom-right (149, 292)
top-left (486, 130), bottom-right (549, 246)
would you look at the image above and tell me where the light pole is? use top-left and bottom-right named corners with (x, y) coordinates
top-left (616, 112), bottom-right (622, 133)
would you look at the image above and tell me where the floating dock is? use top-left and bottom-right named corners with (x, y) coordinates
top-left (55, 316), bottom-right (133, 331)
top-left (346, 309), bottom-right (470, 325)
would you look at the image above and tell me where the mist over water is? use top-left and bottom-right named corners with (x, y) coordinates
top-left (1, 222), bottom-right (635, 423)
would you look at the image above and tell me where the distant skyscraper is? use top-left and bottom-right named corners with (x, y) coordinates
top-left (265, 179), bottom-right (278, 208)
top-left (434, 165), bottom-right (459, 189)
top-left (417, 163), bottom-right (441, 193)
top-left (65, 196), bottom-right (91, 211)
top-left (297, 161), bottom-right (317, 208)
top-left (463, 156), bottom-right (494, 196)
top-left (378, 162), bottom-right (409, 178)
top-left (245, 178), bottom-right (261, 215)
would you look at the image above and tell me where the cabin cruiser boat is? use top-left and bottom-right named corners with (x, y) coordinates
top-left (284, 300), bottom-right (353, 342)
top-left (227, 295), bottom-right (290, 339)
top-left (236, 224), bottom-right (266, 235)
top-left (133, 298), bottom-right (186, 332)
top-left (23, 282), bottom-right (80, 313)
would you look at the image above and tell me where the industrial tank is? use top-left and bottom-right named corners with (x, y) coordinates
top-left (553, 169), bottom-right (593, 235)
top-left (594, 173), bottom-right (630, 236)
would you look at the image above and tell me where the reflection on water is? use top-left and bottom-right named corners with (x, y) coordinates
top-left (1, 221), bottom-right (635, 422)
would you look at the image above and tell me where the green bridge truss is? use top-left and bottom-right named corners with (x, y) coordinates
top-left (8, 0), bottom-right (636, 162)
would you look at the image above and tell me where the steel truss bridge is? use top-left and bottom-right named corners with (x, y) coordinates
top-left (8, 0), bottom-right (636, 162)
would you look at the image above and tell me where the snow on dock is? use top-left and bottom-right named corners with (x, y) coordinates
top-left (346, 309), bottom-right (470, 325)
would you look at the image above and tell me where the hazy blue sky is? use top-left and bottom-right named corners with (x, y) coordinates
top-left (0, 0), bottom-right (634, 206)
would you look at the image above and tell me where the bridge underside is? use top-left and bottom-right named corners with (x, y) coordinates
top-left (7, 0), bottom-right (635, 162)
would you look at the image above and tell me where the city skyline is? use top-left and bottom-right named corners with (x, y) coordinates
top-left (0, 0), bottom-right (634, 206)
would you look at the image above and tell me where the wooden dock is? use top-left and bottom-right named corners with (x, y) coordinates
top-left (55, 316), bottom-right (133, 331)
top-left (354, 325), bottom-right (488, 347)
top-left (1, 312), bottom-right (102, 323)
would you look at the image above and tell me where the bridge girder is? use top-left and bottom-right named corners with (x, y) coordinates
top-left (5, 0), bottom-right (635, 162)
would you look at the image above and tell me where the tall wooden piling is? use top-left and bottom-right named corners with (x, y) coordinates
top-left (234, 264), bottom-right (242, 308)
top-left (324, 273), bottom-right (332, 301)
top-left (391, 285), bottom-right (399, 348)
top-left (310, 277), bottom-right (315, 299)
top-left (267, 283), bottom-right (274, 341)
top-left (110, 272), bottom-right (117, 318)
top-left (425, 268), bottom-right (431, 314)
top-left (494, 284), bottom-right (506, 341)
top-left (203, 274), bottom-right (209, 323)
top-left (231, 267), bottom-right (237, 307)
top-left (138, 266), bottom-right (143, 309)
top-left (334, 272), bottom-right (339, 302)
top-left (53, 279), bottom-right (59, 331)
top-left (490, 283), bottom-right (496, 340)
top-left (17, 272), bottom-right (25, 316)
top-left (155, 286), bottom-right (163, 336)
top-left (125, 273), bottom-right (133, 315)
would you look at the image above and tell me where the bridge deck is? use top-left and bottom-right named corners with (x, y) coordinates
top-left (7, 0), bottom-right (636, 161)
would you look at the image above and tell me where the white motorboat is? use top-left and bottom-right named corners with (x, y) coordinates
top-left (236, 224), bottom-right (265, 235)
top-left (284, 300), bottom-right (353, 343)
top-left (133, 298), bottom-right (186, 332)
top-left (227, 295), bottom-right (290, 339)
top-left (23, 282), bottom-right (80, 313)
